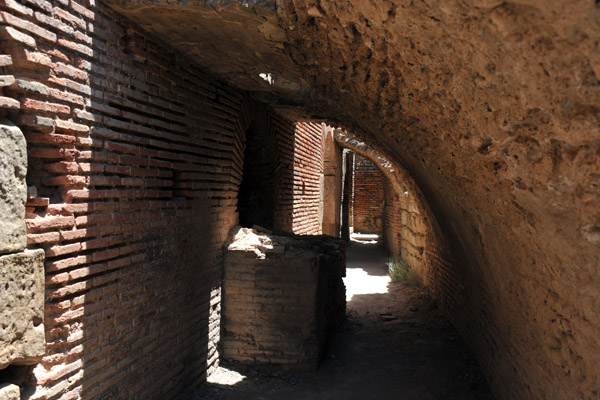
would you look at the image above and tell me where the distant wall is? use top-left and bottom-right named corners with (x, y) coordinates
top-left (352, 154), bottom-right (383, 234)
top-left (290, 122), bottom-right (323, 235)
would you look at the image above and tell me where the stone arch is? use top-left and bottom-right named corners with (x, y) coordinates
top-left (331, 128), bottom-right (448, 287)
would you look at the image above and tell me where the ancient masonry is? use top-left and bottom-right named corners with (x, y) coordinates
top-left (222, 227), bottom-right (345, 370)
top-left (351, 154), bottom-right (384, 235)
top-left (0, 119), bottom-right (45, 399)
top-left (0, 0), bottom-right (327, 398)
top-left (0, 1), bottom-right (598, 400)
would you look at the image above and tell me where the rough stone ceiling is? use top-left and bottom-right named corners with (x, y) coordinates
top-left (104, 0), bottom-right (600, 398)
top-left (104, 0), bottom-right (600, 272)
top-left (105, 0), bottom-right (339, 121)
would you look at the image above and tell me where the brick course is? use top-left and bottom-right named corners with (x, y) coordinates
top-left (0, 1), bottom-right (326, 398)
top-left (352, 154), bottom-right (383, 234)
top-left (291, 122), bottom-right (323, 235)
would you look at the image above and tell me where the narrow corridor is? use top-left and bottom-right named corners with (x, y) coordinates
top-left (190, 239), bottom-right (493, 400)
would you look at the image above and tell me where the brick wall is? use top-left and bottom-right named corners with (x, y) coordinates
top-left (237, 104), bottom-right (296, 232)
top-left (352, 154), bottom-right (383, 234)
top-left (222, 227), bottom-right (345, 370)
top-left (381, 171), bottom-right (461, 327)
top-left (237, 113), bottom-right (323, 235)
top-left (382, 177), bottom-right (430, 276)
top-left (382, 177), bottom-right (401, 257)
top-left (0, 1), bottom-right (325, 398)
top-left (291, 122), bottom-right (323, 235)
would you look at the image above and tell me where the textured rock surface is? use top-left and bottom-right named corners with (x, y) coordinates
top-left (105, 0), bottom-right (314, 119)
top-left (10, 0), bottom-right (599, 398)
top-left (0, 249), bottom-right (46, 369)
top-left (0, 384), bottom-right (20, 400)
top-left (104, 2), bottom-right (600, 398)
top-left (0, 119), bottom-right (27, 254)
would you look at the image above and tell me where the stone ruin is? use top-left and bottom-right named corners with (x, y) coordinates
top-left (0, 0), bottom-right (597, 399)
top-left (222, 226), bottom-right (345, 370)
top-left (0, 120), bottom-right (45, 399)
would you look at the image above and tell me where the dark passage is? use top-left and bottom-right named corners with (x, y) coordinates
top-left (237, 120), bottom-right (279, 229)
top-left (189, 239), bottom-right (493, 400)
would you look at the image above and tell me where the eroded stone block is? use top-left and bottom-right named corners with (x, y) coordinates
top-left (0, 119), bottom-right (27, 255)
top-left (0, 384), bottom-right (20, 400)
top-left (0, 249), bottom-right (46, 369)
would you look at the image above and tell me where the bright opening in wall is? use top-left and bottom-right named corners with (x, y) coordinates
top-left (258, 72), bottom-right (274, 85)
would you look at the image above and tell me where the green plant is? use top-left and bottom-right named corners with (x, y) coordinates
top-left (387, 258), bottom-right (420, 285)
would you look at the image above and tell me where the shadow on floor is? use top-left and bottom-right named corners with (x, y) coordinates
top-left (188, 241), bottom-right (494, 400)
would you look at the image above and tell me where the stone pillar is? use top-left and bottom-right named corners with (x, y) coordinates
top-left (340, 151), bottom-right (354, 241)
top-left (0, 119), bottom-right (27, 254)
top-left (321, 127), bottom-right (343, 237)
top-left (0, 119), bottom-right (45, 396)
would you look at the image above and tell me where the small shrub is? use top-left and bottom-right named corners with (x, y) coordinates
top-left (387, 258), bottom-right (420, 285)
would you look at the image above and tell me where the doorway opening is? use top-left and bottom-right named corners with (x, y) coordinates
top-left (237, 119), bottom-right (278, 229)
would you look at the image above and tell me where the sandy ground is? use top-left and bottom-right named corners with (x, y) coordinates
top-left (188, 239), bottom-right (494, 400)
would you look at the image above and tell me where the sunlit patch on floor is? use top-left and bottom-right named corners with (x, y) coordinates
top-left (207, 367), bottom-right (246, 386)
top-left (344, 268), bottom-right (390, 301)
top-left (350, 233), bottom-right (379, 244)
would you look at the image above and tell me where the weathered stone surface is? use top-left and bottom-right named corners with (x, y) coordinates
top-left (9, 78), bottom-right (49, 96)
top-left (0, 97), bottom-right (19, 110)
top-left (0, 249), bottom-right (46, 369)
top-left (0, 119), bottom-right (27, 255)
top-left (102, 0), bottom-right (335, 120)
top-left (0, 75), bottom-right (15, 87)
top-left (0, 384), bottom-right (19, 400)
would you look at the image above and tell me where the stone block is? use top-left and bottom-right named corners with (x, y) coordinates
top-left (223, 227), bottom-right (345, 370)
top-left (0, 384), bottom-right (20, 400)
top-left (0, 119), bottom-right (27, 255)
top-left (0, 249), bottom-right (46, 369)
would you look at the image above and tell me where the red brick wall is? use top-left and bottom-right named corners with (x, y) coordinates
top-left (291, 122), bottom-right (323, 235)
top-left (222, 229), bottom-right (345, 370)
top-left (238, 105), bottom-right (291, 231)
top-left (382, 177), bottom-right (401, 257)
top-left (0, 1), bottom-right (323, 398)
top-left (352, 155), bottom-right (383, 234)
top-left (272, 113), bottom-right (295, 232)
top-left (237, 114), bottom-right (323, 235)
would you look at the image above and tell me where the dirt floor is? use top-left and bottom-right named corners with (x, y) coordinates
top-left (189, 239), bottom-right (494, 399)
